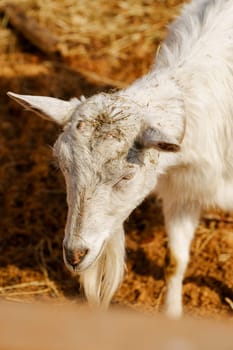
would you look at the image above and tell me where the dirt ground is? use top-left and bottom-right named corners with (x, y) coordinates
top-left (0, 0), bottom-right (233, 320)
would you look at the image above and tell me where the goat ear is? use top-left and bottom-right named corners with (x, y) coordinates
top-left (7, 92), bottom-right (81, 125)
top-left (140, 127), bottom-right (181, 152)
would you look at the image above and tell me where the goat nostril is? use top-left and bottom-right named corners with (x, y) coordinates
top-left (65, 248), bottom-right (89, 268)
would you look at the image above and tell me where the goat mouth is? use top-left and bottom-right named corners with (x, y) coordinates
top-left (64, 241), bottom-right (106, 274)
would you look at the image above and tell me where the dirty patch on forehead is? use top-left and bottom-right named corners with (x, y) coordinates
top-left (53, 93), bottom-right (144, 175)
top-left (73, 93), bottom-right (140, 134)
top-left (53, 96), bottom-right (144, 189)
top-left (74, 97), bottom-right (141, 157)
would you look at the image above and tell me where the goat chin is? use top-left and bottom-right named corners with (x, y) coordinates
top-left (79, 228), bottom-right (125, 308)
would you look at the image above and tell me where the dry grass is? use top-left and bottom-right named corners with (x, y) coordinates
top-left (0, 0), bottom-right (186, 84)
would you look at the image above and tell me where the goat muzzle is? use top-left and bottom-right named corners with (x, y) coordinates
top-left (64, 247), bottom-right (89, 268)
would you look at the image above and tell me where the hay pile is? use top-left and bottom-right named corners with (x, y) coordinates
top-left (0, 0), bottom-right (184, 85)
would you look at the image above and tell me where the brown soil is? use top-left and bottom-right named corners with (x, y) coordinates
top-left (0, 0), bottom-right (233, 320)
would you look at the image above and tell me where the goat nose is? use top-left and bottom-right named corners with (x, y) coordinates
top-left (64, 247), bottom-right (89, 268)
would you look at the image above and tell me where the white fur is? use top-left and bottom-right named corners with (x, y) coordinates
top-left (8, 0), bottom-right (233, 318)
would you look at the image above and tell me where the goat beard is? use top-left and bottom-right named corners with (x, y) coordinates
top-left (79, 228), bottom-right (125, 308)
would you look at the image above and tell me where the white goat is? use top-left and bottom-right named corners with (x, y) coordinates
top-left (8, 0), bottom-right (233, 318)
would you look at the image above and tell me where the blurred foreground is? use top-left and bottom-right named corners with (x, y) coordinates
top-left (1, 301), bottom-right (233, 350)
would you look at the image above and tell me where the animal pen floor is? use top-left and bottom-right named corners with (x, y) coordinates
top-left (0, 0), bottom-right (233, 321)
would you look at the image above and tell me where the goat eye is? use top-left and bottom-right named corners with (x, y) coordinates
top-left (113, 172), bottom-right (135, 190)
top-left (121, 173), bottom-right (135, 181)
